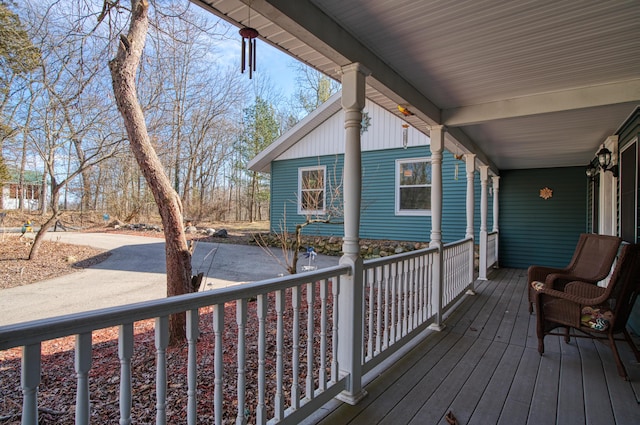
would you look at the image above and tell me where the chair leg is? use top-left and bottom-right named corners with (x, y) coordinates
top-left (608, 333), bottom-right (629, 380)
top-left (538, 337), bottom-right (545, 355)
top-left (622, 328), bottom-right (640, 362)
top-left (529, 302), bottom-right (534, 314)
top-left (563, 327), bottom-right (570, 344)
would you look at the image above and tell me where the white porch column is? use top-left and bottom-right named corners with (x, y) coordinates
top-left (465, 154), bottom-right (477, 294)
top-left (465, 154), bottom-right (476, 239)
top-left (492, 176), bottom-right (500, 267)
top-left (478, 166), bottom-right (489, 280)
top-left (429, 125), bottom-right (445, 330)
top-left (337, 63), bottom-right (369, 405)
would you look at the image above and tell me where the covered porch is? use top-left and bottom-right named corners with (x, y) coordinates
top-left (311, 267), bottom-right (640, 425)
top-left (1, 1), bottom-right (639, 424)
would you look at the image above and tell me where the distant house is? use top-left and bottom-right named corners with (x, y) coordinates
top-left (248, 92), bottom-right (494, 243)
top-left (0, 169), bottom-right (44, 211)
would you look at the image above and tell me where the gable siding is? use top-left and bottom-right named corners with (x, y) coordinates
top-left (499, 167), bottom-right (587, 269)
top-left (278, 100), bottom-right (428, 160)
top-left (271, 148), bottom-right (491, 243)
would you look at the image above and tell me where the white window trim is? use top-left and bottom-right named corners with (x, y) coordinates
top-left (395, 157), bottom-right (432, 216)
top-left (298, 165), bottom-right (326, 215)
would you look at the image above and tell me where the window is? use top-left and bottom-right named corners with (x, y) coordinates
top-left (396, 158), bottom-right (431, 215)
top-left (298, 166), bottom-right (326, 214)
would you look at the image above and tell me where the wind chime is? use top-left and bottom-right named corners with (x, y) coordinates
top-left (239, 7), bottom-right (259, 79)
top-left (454, 153), bottom-right (464, 180)
top-left (402, 124), bottom-right (409, 149)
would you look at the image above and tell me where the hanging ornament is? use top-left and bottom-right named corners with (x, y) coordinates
top-left (454, 153), bottom-right (464, 181)
top-left (239, 26), bottom-right (259, 78)
top-left (402, 124), bottom-right (409, 149)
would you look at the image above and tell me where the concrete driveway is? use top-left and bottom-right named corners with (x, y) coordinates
top-left (0, 232), bottom-right (339, 326)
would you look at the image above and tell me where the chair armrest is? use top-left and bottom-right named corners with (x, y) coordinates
top-left (531, 281), bottom-right (604, 306)
top-left (528, 265), bottom-right (566, 283)
top-left (563, 281), bottom-right (608, 305)
top-left (545, 272), bottom-right (598, 287)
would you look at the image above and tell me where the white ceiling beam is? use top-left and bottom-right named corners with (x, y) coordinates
top-left (443, 79), bottom-right (640, 126)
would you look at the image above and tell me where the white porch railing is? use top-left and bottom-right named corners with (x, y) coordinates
top-left (0, 266), bottom-right (350, 425)
top-left (0, 238), bottom-right (478, 425)
top-left (479, 230), bottom-right (499, 280)
top-left (442, 237), bottom-right (476, 311)
top-left (361, 237), bottom-right (475, 374)
top-left (486, 231), bottom-right (499, 269)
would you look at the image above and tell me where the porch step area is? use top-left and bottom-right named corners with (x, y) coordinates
top-left (309, 268), bottom-right (640, 425)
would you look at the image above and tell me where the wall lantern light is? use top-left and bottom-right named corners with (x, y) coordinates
top-left (597, 147), bottom-right (618, 177)
top-left (585, 147), bottom-right (618, 179)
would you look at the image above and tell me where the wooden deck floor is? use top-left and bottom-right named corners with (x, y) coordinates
top-left (310, 268), bottom-right (640, 425)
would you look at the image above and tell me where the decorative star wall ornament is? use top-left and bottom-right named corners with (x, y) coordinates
top-left (539, 187), bottom-right (553, 200)
top-left (360, 111), bottom-right (371, 134)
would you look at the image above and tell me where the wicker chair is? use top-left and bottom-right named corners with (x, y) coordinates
top-left (527, 233), bottom-right (621, 313)
top-left (532, 243), bottom-right (640, 380)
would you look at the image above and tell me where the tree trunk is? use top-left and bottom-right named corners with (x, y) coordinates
top-left (109, 0), bottom-right (192, 346)
top-left (29, 189), bottom-right (61, 260)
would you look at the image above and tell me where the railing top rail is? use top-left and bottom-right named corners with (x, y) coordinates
top-left (0, 264), bottom-right (351, 350)
top-left (443, 237), bottom-right (473, 249)
top-left (363, 245), bottom-right (438, 268)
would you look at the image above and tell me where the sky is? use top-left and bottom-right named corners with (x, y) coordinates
top-left (209, 18), bottom-right (303, 100)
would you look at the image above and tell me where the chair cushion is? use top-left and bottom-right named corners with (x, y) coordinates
top-left (531, 281), bottom-right (545, 291)
top-left (581, 306), bottom-right (613, 331)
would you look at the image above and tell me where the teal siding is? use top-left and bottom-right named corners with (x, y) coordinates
top-left (271, 148), bottom-right (490, 243)
top-left (499, 167), bottom-right (587, 269)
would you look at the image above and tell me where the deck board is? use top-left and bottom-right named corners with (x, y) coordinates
top-left (308, 268), bottom-right (640, 425)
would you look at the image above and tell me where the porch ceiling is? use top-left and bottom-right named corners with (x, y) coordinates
top-left (193, 0), bottom-right (640, 173)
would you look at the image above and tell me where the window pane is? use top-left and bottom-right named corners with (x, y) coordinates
top-left (302, 169), bottom-right (324, 189)
top-left (400, 187), bottom-right (431, 210)
top-left (400, 162), bottom-right (431, 185)
top-left (302, 190), bottom-right (324, 211)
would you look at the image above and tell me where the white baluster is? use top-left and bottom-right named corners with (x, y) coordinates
top-left (409, 257), bottom-right (418, 330)
top-left (331, 277), bottom-right (340, 383)
top-left (383, 265), bottom-right (390, 349)
top-left (21, 343), bottom-right (41, 425)
top-left (213, 304), bottom-right (224, 425)
top-left (402, 260), bottom-right (409, 337)
top-left (375, 267), bottom-right (382, 355)
top-left (291, 286), bottom-right (300, 410)
top-left (366, 268), bottom-right (374, 360)
top-left (186, 310), bottom-right (199, 425)
top-left (256, 294), bottom-right (267, 425)
top-left (319, 280), bottom-right (328, 391)
top-left (390, 262), bottom-right (397, 343)
top-left (420, 254), bottom-right (427, 321)
top-left (119, 323), bottom-right (133, 425)
top-left (155, 316), bottom-right (168, 425)
top-left (274, 290), bottom-right (285, 420)
top-left (306, 282), bottom-right (315, 400)
top-left (236, 299), bottom-right (247, 425)
top-left (75, 332), bottom-right (92, 425)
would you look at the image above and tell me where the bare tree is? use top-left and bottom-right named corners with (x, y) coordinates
top-left (109, 0), bottom-right (194, 345)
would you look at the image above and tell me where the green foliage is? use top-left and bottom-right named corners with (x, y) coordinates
top-left (0, 2), bottom-right (41, 76)
top-left (239, 96), bottom-right (281, 162)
